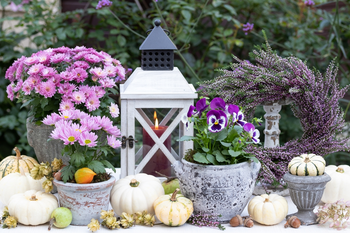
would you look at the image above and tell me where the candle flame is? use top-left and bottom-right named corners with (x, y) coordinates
top-left (154, 111), bottom-right (159, 129)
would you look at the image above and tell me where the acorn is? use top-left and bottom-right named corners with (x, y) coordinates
top-left (230, 215), bottom-right (243, 227)
top-left (243, 217), bottom-right (254, 228)
top-left (284, 216), bottom-right (301, 228)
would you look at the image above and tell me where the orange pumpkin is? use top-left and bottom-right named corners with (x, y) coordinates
top-left (74, 168), bottom-right (96, 184)
top-left (0, 147), bottom-right (38, 180)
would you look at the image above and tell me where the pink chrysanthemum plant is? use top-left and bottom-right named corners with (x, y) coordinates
top-left (5, 46), bottom-right (126, 123)
top-left (43, 109), bottom-right (121, 182)
top-left (179, 97), bottom-right (262, 165)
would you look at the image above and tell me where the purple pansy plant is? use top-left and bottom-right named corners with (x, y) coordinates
top-left (180, 97), bottom-right (261, 165)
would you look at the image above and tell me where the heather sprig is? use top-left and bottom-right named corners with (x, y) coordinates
top-left (200, 38), bottom-right (350, 186)
top-left (316, 200), bottom-right (350, 230)
top-left (187, 213), bottom-right (225, 230)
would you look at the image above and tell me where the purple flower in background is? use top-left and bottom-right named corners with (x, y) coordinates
top-left (242, 22), bottom-right (254, 35)
top-left (96, 0), bottom-right (112, 9)
top-left (207, 110), bottom-right (227, 133)
top-left (187, 98), bottom-right (208, 117)
top-left (243, 123), bottom-right (260, 144)
top-left (304, 0), bottom-right (315, 7)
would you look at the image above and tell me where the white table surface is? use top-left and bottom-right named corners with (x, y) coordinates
top-left (0, 169), bottom-right (338, 232)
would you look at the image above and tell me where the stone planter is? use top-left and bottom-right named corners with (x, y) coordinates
top-left (53, 176), bottom-right (116, 225)
top-left (26, 117), bottom-right (69, 165)
top-left (173, 159), bottom-right (261, 223)
top-left (283, 172), bottom-right (331, 225)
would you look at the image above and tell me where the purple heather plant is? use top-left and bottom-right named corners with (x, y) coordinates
top-left (180, 97), bottom-right (261, 165)
top-left (96, 0), bottom-right (113, 9)
top-left (187, 213), bottom-right (225, 230)
top-left (304, 0), bottom-right (315, 7)
top-left (242, 22), bottom-right (254, 35)
top-left (199, 36), bottom-right (350, 186)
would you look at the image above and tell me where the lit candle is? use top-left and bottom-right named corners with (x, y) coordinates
top-left (142, 111), bottom-right (171, 176)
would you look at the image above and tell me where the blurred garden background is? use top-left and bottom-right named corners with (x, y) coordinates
top-left (0, 0), bottom-right (349, 166)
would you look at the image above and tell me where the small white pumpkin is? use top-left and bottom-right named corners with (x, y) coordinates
top-left (110, 173), bottom-right (164, 216)
top-left (8, 190), bottom-right (58, 225)
top-left (248, 194), bottom-right (288, 225)
top-left (154, 188), bottom-right (193, 226)
top-left (288, 154), bottom-right (326, 176)
top-left (321, 165), bottom-right (350, 203)
top-left (0, 167), bottom-right (45, 205)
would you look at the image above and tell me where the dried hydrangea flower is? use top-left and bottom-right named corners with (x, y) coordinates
top-left (42, 178), bottom-right (53, 193)
top-left (30, 164), bottom-right (44, 180)
top-left (133, 211), bottom-right (145, 225)
top-left (143, 213), bottom-right (155, 226)
top-left (100, 210), bottom-right (114, 220)
top-left (120, 212), bottom-right (134, 228)
top-left (3, 216), bottom-right (17, 228)
top-left (316, 200), bottom-right (350, 230)
top-left (87, 218), bottom-right (100, 232)
top-left (104, 216), bottom-right (120, 229)
top-left (51, 158), bottom-right (63, 171)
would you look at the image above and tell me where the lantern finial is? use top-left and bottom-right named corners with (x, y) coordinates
top-left (154, 19), bottom-right (161, 27)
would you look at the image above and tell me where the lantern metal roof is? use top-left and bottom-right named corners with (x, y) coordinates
top-left (139, 20), bottom-right (177, 51)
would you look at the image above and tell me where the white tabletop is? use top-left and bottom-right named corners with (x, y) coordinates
top-left (0, 169), bottom-right (337, 232)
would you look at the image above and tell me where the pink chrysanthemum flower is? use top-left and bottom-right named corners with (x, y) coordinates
top-left (72, 67), bottom-right (88, 83)
top-left (60, 110), bottom-right (75, 120)
top-left (60, 70), bottom-right (74, 81)
top-left (24, 56), bottom-right (38, 65)
top-left (72, 46), bottom-right (88, 52)
top-left (79, 131), bottom-right (98, 147)
top-left (59, 100), bottom-right (75, 112)
top-left (49, 74), bottom-right (61, 85)
top-left (36, 51), bottom-right (51, 64)
top-left (51, 53), bottom-right (68, 63)
top-left (61, 126), bottom-right (81, 145)
top-left (41, 67), bottom-right (56, 77)
top-left (81, 117), bottom-right (101, 131)
top-left (73, 109), bottom-right (89, 120)
top-left (58, 83), bottom-right (76, 95)
top-left (22, 82), bottom-right (32, 95)
top-left (73, 61), bottom-right (89, 69)
top-left (6, 85), bottom-right (14, 101)
top-left (28, 63), bottom-right (45, 75)
top-left (104, 66), bottom-right (117, 77)
top-left (109, 103), bottom-right (119, 118)
top-left (71, 91), bottom-right (86, 104)
top-left (13, 79), bottom-right (23, 92)
top-left (116, 65), bottom-right (126, 80)
top-left (96, 116), bottom-right (113, 130)
top-left (84, 54), bottom-right (100, 63)
top-left (90, 67), bottom-right (107, 79)
top-left (79, 85), bottom-right (94, 98)
top-left (99, 78), bottom-right (116, 88)
top-left (73, 51), bottom-right (89, 60)
top-left (106, 126), bottom-right (121, 137)
top-left (38, 80), bottom-right (56, 98)
top-left (112, 59), bottom-right (121, 66)
top-left (107, 135), bottom-right (121, 148)
top-left (27, 76), bottom-right (41, 87)
top-left (93, 86), bottom-right (106, 98)
top-left (42, 113), bottom-right (61, 126)
top-left (53, 46), bottom-right (70, 53)
top-left (85, 96), bottom-right (100, 112)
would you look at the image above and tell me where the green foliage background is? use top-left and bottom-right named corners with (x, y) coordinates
top-left (0, 0), bottom-right (349, 166)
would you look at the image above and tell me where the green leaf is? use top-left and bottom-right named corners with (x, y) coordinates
top-left (70, 152), bottom-right (85, 167)
top-left (202, 147), bottom-right (210, 152)
top-left (229, 150), bottom-right (242, 157)
top-left (117, 35), bottom-right (126, 47)
top-left (76, 28), bottom-right (84, 38)
top-left (55, 28), bottom-right (66, 40)
top-left (223, 4), bottom-right (237, 15)
top-left (213, 150), bottom-right (228, 162)
top-left (234, 125), bottom-right (243, 134)
top-left (181, 10), bottom-right (191, 21)
top-left (40, 98), bottom-right (49, 109)
top-left (206, 154), bottom-right (218, 165)
top-left (250, 157), bottom-right (259, 164)
top-left (193, 152), bottom-right (210, 164)
top-left (61, 165), bottom-right (76, 183)
top-left (220, 141), bottom-right (231, 147)
top-left (217, 51), bottom-right (227, 64)
top-left (88, 160), bottom-right (106, 174)
top-left (178, 136), bottom-right (196, 141)
top-left (100, 160), bottom-right (116, 172)
top-left (20, 98), bottom-right (35, 108)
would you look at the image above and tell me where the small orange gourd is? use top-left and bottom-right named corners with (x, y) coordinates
top-left (74, 168), bottom-right (96, 184)
top-left (0, 147), bottom-right (39, 180)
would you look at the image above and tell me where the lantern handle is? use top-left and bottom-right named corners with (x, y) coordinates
top-left (121, 135), bottom-right (138, 149)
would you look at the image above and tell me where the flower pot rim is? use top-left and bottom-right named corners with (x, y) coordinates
top-left (53, 175), bottom-right (116, 189)
top-left (180, 158), bottom-right (259, 169)
top-left (283, 172), bottom-right (331, 184)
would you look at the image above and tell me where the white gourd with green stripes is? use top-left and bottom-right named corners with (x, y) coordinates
top-left (288, 154), bottom-right (326, 176)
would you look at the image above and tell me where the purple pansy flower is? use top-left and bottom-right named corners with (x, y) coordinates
top-left (210, 97), bottom-right (226, 110)
top-left (207, 110), bottom-right (227, 133)
top-left (187, 98), bottom-right (208, 117)
top-left (227, 104), bottom-right (246, 126)
top-left (243, 123), bottom-right (260, 144)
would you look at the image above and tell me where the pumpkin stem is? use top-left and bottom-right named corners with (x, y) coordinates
top-left (130, 179), bottom-right (140, 187)
top-left (170, 188), bottom-right (180, 202)
top-left (304, 157), bottom-right (311, 163)
top-left (29, 195), bottom-right (38, 201)
top-left (48, 217), bottom-right (54, 231)
top-left (264, 198), bottom-right (270, 203)
top-left (336, 167), bottom-right (344, 173)
top-left (155, 171), bottom-right (177, 183)
top-left (13, 147), bottom-right (21, 159)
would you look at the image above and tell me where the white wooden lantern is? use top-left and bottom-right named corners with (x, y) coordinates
top-left (120, 20), bottom-right (197, 178)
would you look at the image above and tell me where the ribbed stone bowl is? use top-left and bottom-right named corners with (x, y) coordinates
top-left (283, 172), bottom-right (331, 225)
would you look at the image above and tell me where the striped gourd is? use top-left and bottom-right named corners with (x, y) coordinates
top-left (0, 147), bottom-right (38, 180)
top-left (288, 154), bottom-right (326, 176)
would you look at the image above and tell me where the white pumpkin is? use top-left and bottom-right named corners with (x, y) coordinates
top-left (288, 154), bottom-right (326, 176)
top-left (248, 194), bottom-right (288, 225)
top-left (0, 168), bottom-right (45, 205)
top-left (321, 165), bottom-right (350, 203)
top-left (110, 173), bottom-right (164, 216)
top-left (8, 190), bottom-right (58, 225)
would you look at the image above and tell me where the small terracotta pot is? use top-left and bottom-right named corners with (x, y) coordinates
top-left (53, 176), bottom-right (116, 225)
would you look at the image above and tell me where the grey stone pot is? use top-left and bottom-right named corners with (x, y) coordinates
top-left (283, 172), bottom-right (331, 225)
top-left (53, 176), bottom-right (116, 226)
top-left (173, 159), bottom-right (261, 223)
top-left (26, 117), bottom-right (69, 165)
